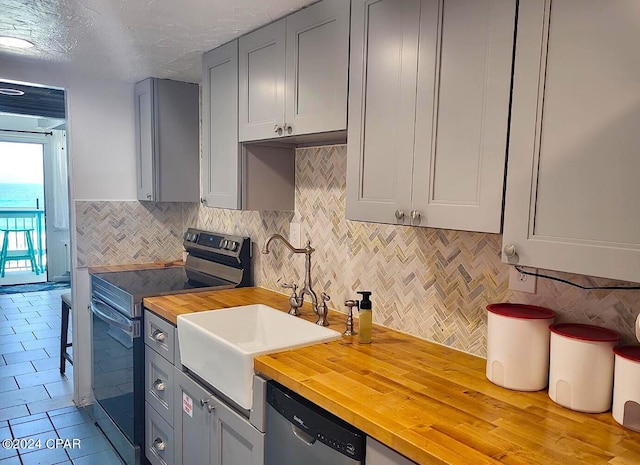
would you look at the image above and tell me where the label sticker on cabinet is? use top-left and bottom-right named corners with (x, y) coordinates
top-left (183, 393), bottom-right (193, 417)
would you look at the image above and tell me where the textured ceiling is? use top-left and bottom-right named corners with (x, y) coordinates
top-left (0, 0), bottom-right (316, 83)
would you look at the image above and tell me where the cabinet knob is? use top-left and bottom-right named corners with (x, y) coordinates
top-left (200, 198), bottom-right (206, 205)
top-left (411, 210), bottom-right (421, 220)
top-left (153, 379), bottom-right (165, 392)
top-left (503, 244), bottom-right (518, 258)
top-left (207, 404), bottom-right (215, 413)
top-left (153, 438), bottom-right (166, 452)
top-left (200, 398), bottom-right (209, 407)
top-left (152, 330), bottom-right (166, 343)
top-left (274, 124), bottom-right (283, 136)
top-left (146, 194), bottom-right (152, 200)
top-left (395, 210), bottom-right (405, 220)
top-left (284, 123), bottom-right (292, 135)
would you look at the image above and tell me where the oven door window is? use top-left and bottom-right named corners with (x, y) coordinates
top-left (91, 298), bottom-right (140, 443)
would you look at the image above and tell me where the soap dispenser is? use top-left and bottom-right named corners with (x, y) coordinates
top-left (357, 291), bottom-right (372, 343)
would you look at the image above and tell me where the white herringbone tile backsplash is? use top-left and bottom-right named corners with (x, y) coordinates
top-left (77, 145), bottom-right (640, 356)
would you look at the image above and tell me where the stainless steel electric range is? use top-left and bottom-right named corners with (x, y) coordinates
top-left (89, 228), bottom-right (252, 465)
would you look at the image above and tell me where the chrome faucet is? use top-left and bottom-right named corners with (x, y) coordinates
top-left (262, 234), bottom-right (319, 315)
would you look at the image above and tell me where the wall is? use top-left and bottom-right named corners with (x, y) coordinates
top-left (0, 56), bottom-right (138, 201)
top-left (75, 201), bottom-right (184, 266)
top-left (190, 145), bottom-right (640, 356)
top-left (0, 54), bottom-right (139, 404)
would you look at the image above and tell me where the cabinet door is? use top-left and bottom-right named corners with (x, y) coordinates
top-left (211, 398), bottom-right (264, 465)
top-left (134, 78), bottom-right (156, 201)
top-left (202, 42), bottom-right (241, 209)
top-left (174, 369), bottom-right (212, 465)
top-left (411, 0), bottom-right (515, 232)
top-left (239, 20), bottom-right (286, 142)
top-left (503, 0), bottom-right (640, 283)
top-left (346, 0), bottom-right (421, 225)
top-left (285, 0), bottom-right (350, 136)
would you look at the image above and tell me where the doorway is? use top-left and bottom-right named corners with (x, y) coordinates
top-left (0, 84), bottom-right (70, 288)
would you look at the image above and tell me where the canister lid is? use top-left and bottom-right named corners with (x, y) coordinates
top-left (614, 345), bottom-right (640, 362)
top-left (549, 323), bottom-right (620, 342)
top-left (486, 303), bottom-right (556, 320)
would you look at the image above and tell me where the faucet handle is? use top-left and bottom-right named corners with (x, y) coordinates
top-left (281, 282), bottom-right (298, 292)
top-left (315, 292), bottom-right (330, 327)
top-left (343, 300), bottom-right (358, 336)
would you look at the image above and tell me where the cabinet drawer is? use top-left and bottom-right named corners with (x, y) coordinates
top-left (146, 402), bottom-right (174, 465)
top-left (145, 310), bottom-right (175, 364)
top-left (146, 346), bottom-right (174, 426)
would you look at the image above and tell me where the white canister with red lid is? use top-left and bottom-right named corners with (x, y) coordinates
top-left (486, 303), bottom-right (556, 391)
top-left (612, 345), bottom-right (640, 431)
top-left (548, 323), bottom-right (620, 413)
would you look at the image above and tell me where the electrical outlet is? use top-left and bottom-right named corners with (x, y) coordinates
top-left (509, 266), bottom-right (537, 293)
top-left (289, 222), bottom-right (301, 248)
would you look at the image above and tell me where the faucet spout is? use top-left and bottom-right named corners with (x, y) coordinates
top-left (262, 234), bottom-right (318, 315)
top-left (261, 234), bottom-right (308, 255)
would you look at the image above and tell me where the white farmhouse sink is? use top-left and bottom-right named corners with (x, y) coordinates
top-left (177, 304), bottom-right (341, 410)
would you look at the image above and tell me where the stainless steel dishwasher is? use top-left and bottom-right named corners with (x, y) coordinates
top-left (265, 381), bottom-right (365, 465)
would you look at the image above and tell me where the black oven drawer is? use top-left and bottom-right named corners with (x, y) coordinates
top-left (145, 310), bottom-right (175, 364)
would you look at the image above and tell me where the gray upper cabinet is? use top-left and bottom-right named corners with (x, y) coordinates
top-left (238, 20), bottom-right (286, 142)
top-left (346, 0), bottom-right (515, 233)
top-left (503, 0), bottom-right (640, 283)
top-left (134, 78), bottom-right (199, 203)
top-left (201, 42), bottom-right (241, 210)
top-left (202, 41), bottom-right (295, 211)
top-left (239, 0), bottom-right (350, 142)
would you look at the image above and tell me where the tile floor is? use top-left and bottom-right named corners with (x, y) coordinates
top-left (0, 289), bottom-right (124, 465)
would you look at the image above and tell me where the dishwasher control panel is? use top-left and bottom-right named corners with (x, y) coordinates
top-left (266, 381), bottom-right (365, 462)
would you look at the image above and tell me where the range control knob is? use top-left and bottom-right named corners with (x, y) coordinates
top-left (220, 239), bottom-right (228, 249)
top-left (229, 241), bottom-right (238, 251)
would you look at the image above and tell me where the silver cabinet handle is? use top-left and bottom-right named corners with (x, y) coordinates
top-left (504, 244), bottom-right (517, 257)
top-left (152, 330), bottom-right (166, 343)
top-left (146, 194), bottom-right (152, 200)
top-left (153, 379), bottom-right (165, 392)
top-left (395, 210), bottom-right (404, 220)
top-left (200, 398), bottom-right (209, 407)
top-left (284, 123), bottom-right (292, 134)
top-left (207, 404), bottom-right (215, 413)
top-left (153, 438), bottom-right (166, 452)
top-left (411, 210), bottom-right (421, 220)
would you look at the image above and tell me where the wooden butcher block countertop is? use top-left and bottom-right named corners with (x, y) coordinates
top-left (143, 287), bottom-right (640, 465)
top-left (88, 260), bottom-right (184, 274)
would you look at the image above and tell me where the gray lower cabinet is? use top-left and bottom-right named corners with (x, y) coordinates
top-left (146, 346), bottom-right (174, 425)
top-left (366, 438), bottom-right (417, 465)
top-left (173, 367), bottom-right (212, 465)
top-left (145, 311), bottom-right (177, 465)
top-left (173, 368), bottom-right (265, 465)
top-left (146, 402), bottom-right (174, 465)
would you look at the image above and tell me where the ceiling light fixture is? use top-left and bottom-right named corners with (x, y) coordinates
top-left (0, 88), bottom-right (25, 96)
top-left (0, 37), bottom-right (35, 49)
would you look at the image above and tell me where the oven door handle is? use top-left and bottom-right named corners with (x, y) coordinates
top-left (90, 299), bottom-right (139, 337)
